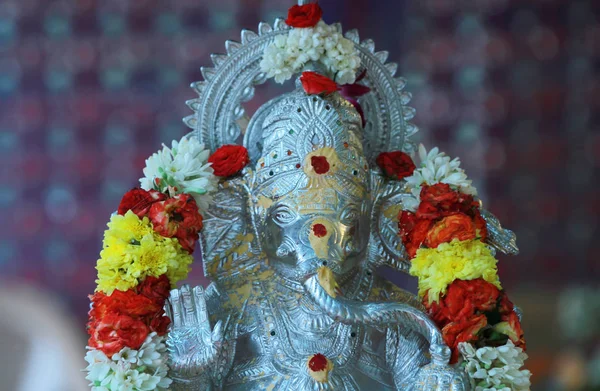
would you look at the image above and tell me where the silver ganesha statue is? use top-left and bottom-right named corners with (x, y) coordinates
top-left (164, 7), bottom-right (517, 390)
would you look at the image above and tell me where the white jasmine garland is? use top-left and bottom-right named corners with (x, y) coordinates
top-left (459, 340), bottom-right (531, 391)
top-left (260, 21), bottom-right (361, 84)
top-left (403, 144), bottom-right (478, 211)
top-left (84, 333), bottom-right (173, 391)
top-left (140, 136), bottom-right (218, 212)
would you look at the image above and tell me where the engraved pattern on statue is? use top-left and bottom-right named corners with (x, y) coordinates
top-left (185, 20), bottom-right (419, 162)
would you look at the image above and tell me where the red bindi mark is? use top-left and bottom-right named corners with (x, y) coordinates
top-left (308, 353), bottom-right (328, 372)
top-left (310, 155), bottom-right (330, 174)
top-left (313, 223), bottom-right (327, 238)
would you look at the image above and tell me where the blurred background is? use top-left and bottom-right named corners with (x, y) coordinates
top-left (0, 0), bottom-right (598, 389)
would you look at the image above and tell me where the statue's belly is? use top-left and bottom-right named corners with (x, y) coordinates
top-left (224, 373), bottom-right (396, 391)
top-left (224, 320), bottom-right (396, 390)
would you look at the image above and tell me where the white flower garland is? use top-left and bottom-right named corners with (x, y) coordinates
top-left (403, 144), bottom-right (478, 211)
top-left (84, 333), bottom-right (172, 391)
top-left (260, 21), bottom-right (361, 84)
top-left (459, 340), bottom-right (532, 391)
top-left (139, 136), bottom-right (218, 213)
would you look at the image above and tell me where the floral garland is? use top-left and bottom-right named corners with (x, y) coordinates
top-left (260, 3), bottom-right (361, 85)
top-left (376, 147), bottom-right (531, 390)
top-left (84, 137), bottom-right (248, 390)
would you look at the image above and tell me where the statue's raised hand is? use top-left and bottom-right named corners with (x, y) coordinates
top-left (166, 284), bottom-right (229, 386)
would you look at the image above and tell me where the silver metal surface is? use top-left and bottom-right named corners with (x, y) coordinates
top-left (481, 209), bottom-right (520, 255)
top-left (167, 16), bottom-right (474, 391)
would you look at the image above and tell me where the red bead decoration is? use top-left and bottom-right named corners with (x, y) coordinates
top-left (313, 223), bottom-right (327, 238)
top-left (311, 155), bottom-right (330, 174)
top-left (308, 353), bottom-right (328, 371)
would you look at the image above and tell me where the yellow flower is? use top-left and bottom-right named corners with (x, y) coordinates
top-left (95, 211), bottom-right (193, 295)
top-left (409, 239), bottom-right (501, 304)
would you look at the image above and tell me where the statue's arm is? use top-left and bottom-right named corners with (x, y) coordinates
top-left (166, 284), bottom-right (237, 391)
top-left (386, 327), bottom-right (470, 391)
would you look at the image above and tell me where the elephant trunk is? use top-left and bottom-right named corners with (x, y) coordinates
top-left (303, 274), bottom-right (451, 365)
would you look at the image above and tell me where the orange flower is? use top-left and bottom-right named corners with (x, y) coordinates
top-left (425, 214), bottom-right (477, 249)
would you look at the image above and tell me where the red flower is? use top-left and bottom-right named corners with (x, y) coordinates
top-left (497, 291), bottom-right (515, 315)
top-left (148, 194), bottom-right (204, 253)
top-left (208, 145), bottom-right (249, 177)
top-left (376, 151), bottom-right (416, 180)
top-left (398, 210), bottom-right (432, 258)
top-left (88, 313), bottom-right (150, 356)
top-left (497, 311), bottom-right (526, 349)
top-left (310, 155), bottom-right (330, 174)
top-left (398, 184), bottom-right (488, 252)
top-left (417, 184), bottom-right (461, 219)
top-left (138, 274), bottom-right (171, 302)
top-left (442, 314), bottom-right (487, 364)
top-left (492, 292), bottom-right (526, 349)
top-left (300, 72), bottom-right (338, 95)
top-left (89, 291), bottom-right (162, 321)
top-left (118, 188), bottom-right (166, 217)
top-left (425, 279), bottom-right (501, 328)
top-left (285, 3), bottom-right (323, 28)
top-left (425, 214), bottom-right (477, 249)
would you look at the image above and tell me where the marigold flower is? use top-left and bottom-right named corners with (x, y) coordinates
top-left (409, 239), bottom-right (501, 303)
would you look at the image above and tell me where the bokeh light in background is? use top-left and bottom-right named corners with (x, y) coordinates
top-left (1, 0), bottom-right (598, 389)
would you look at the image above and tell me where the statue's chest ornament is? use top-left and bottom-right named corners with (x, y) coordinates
top-left (259, 290), bottom-right (362, 383)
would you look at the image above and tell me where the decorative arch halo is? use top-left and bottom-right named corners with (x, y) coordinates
top-left (183, 18), bottom-right (418, 165)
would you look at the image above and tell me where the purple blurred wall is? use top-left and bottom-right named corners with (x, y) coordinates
top-left (1, 0), bottom-right (598, 388)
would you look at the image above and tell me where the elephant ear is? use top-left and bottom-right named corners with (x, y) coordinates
top-left (366, 171), bottom-right (412, 273)
top-left (200, 172), bottom-right (262, 281)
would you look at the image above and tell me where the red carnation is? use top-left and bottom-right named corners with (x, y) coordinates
top-left (376, 151), bottom-right (416, 180)
top-left (208, 145), bottom-right (249, 177)
top-left (148, 194), bottom-right (204, 253)
top-left (88, 313), bottom-right (150, 357)
top-left (310, 155), bottom-right (330, 174)
top-left (417, 184), bottom-right (461, 219)
top-left (285, 3), bottom-right (323, 28)
top-left (89, 290), bottom-right (162, 321)
top-left (496, 311), bottom-right (526, 349)
top-left (300, 72), bottom-right (338, 95)
top-left (87, 275), bottom-right (173, 354)
top-left (118, 188), bottom-right (166, 217)
top-left (425, 279), bottom-right (501, 328)
top-left (442, 314), bottom-right (488, 364)
top-left (494, 292), bottom-right (526, 349)
top-left (138, 274), bottom-right (171, 302)
top-left (398, 210), bottom-right (432, 258)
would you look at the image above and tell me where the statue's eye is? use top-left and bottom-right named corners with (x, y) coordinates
top-left (273, 207), bottom-right (296, 226)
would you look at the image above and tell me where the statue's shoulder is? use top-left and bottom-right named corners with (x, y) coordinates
top-left (368, 275), bottom-right (424, 312)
